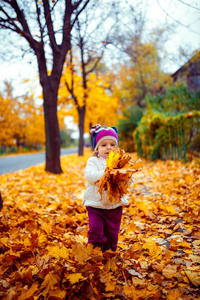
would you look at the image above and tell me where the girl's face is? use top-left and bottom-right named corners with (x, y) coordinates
top-left (98, 139), bottom-right (117, 158)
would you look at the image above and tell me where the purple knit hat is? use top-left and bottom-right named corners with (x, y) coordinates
top-left (90, 124), bottom-right (118, 150)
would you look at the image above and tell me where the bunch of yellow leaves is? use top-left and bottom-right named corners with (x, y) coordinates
top-left (96, 147), bottom-right (143, 203)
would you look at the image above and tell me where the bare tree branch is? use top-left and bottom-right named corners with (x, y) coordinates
top-left (9, 0), bottom-right (33, 36)
top-left (64, 48), bottom-right (79, 106)
top-left (73, 0), bottom-right (88, 11)
top-left (71, 0), bottom-right (90, 29)
top-left (0, 1), bottom-right (41, 49)
top-left (178, 0), bottom-right (200, 11)
top-left (34, 0), bottom-right (44, 42)
top-left (85, 53), bottom-right (104, 74)
top-left (43, 0), bottom-right (60, 54)
top-left (156, 0), bottom-right (200, 35)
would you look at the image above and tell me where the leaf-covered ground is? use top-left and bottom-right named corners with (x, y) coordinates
top-left (0, 152), bottom-right (200, 299)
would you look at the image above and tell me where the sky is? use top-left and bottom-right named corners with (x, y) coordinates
top-left (1, 0), bottom-right (199, 92)
top-left (145, 0), bottom-right (200, 66)
top-left (0, 0), bottom-right (200, 93)
top-left (0, 0), bottom-right (199, 137)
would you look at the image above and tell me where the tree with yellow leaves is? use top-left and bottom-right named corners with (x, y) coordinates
top-left (0, 84), bottom-right (22, 149)
top-left (111, 36), bottom-right (173, 151)
top-left (60, 69), bottom-right (119, 130)
top-left (0, 82), bottom-right (46, 152)
top-left (59, 56), bottom-right (120, 153)
top-left (85, 72), bottom-right (120, 132)
top-left (114, 40), bottom-right (172, 108)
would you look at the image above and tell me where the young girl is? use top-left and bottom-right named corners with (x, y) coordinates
top-left (83, 124), bottom-right (129, 252)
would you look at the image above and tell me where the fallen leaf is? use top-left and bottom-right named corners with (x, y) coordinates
top-left (18, 283), bottom-right (39, 300)
top-left (185, 269), bottom-right (200, 287)
top-left (67, 273), bottom-right (84, 284)
top-left (47, 245), bottom-right (69, 259)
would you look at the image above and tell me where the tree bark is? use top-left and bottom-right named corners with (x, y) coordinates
top-left (78, 36), bottom-right (87, 156)
top-left (43, 83), bottom-right (62, 173)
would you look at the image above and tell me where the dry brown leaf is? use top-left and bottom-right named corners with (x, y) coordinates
top-left (185, 269), bottom-right (200, 287)
top-left (162, 265), bottom-right (178, 279)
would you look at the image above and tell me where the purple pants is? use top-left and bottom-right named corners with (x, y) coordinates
top-left (86, 206), bottom-right (123, 252)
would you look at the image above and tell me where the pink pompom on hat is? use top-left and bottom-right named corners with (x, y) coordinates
top-left (90, 124), bottom-right (118, 150)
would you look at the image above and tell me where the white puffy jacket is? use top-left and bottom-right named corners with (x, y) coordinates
top-left (83, 156), bottom-right (129, 209)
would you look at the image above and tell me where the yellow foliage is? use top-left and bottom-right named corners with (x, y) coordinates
top-left (0, 93), bottom-right (21, 146)
top-left (0, 88), bottom-right (45, 149)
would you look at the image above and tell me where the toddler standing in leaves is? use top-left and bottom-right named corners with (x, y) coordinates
top-left (83, 124), bottom-right (129, 252)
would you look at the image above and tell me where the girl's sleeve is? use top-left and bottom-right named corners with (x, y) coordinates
top-left (85, 159), bottom-right (104, 184)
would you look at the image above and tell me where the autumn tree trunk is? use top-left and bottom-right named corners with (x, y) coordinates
top-left (64, 33), bottom-right (87, 157)
top-left (78, 35), bottom-right (87, 156)
top-left (0, 191), bottom-right (3, 210)
top-left (78, 106), bottom-right (86, 156)
top-left (42, 82), bottom-right (62, 173)
top-left (89, 122), bottom-right (94, 149)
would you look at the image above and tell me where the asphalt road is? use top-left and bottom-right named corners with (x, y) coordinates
top-left (0, 147), bottom-right (78, 175)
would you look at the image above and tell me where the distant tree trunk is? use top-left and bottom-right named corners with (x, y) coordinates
top-left (78, 36), bottom-right (87, 156)
top-left (89, 122), bottom-right (93, 149)
top-left (0, 191), bottom-right (3, 210)
top-left (78, 106), bottom-right (86, 156)
top-left (64, 15), bottom-right (106, 156)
